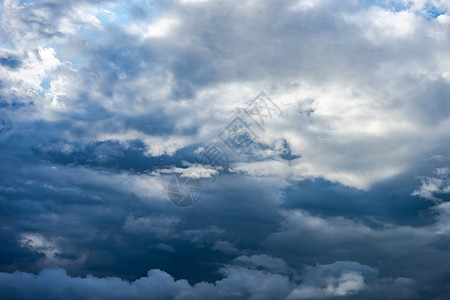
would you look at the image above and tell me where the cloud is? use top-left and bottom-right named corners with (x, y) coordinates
top-left (0, 267), bottom-right (191, 300)
top-left (123, 215), bottom-right (181, 238)
top-left (155, 243), bottom-right (176, 253)
top-left (0, 258), bottom-right (407, 300)
top-left (212, 240), bottom-right (240, 255)
top-left (145, 18), bottom-right (179, 38)
top-left (1, 0), bottom-right (450, 298)
top-left (287, 261), bottom-right (377, 299)
top-left (233, 254), bottom-right (290, 274)
top-left (3, 0), bottom-right (449, 190)
top-left (412, 168), bottom-right (450, 201)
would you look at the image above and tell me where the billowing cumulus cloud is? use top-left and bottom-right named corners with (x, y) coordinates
top-left (0, 258), bottom-right (412, 300)
top-left (1, 0), bottom-right (450, 299)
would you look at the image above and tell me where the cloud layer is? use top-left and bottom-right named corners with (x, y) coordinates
top-left (1, 0), bottom-right (450, 299)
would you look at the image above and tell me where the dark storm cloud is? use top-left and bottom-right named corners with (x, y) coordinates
top-left (1, 0), bottom-right (450, 299)
top-left (281, 174), bottom-right (435, 226)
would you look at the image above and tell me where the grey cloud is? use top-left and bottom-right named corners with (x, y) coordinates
top-left (233, 254), bottom-right (290, 275)
top-left (212, 241), bottom-right (240, 255)
top-left (1, 0), bottom-right (450, 298)
top-left (123, 215), bottom-right (181, 238)
top-left (287, 261), bottom-right (378, 299)
top-left (0, 258), bottom-right (413, 300)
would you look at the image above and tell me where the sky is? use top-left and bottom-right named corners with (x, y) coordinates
top-left (0, 0), bottom-right (450, 299)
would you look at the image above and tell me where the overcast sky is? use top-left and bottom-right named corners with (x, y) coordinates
top-left (1, 0), bottom-right (450, 299)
